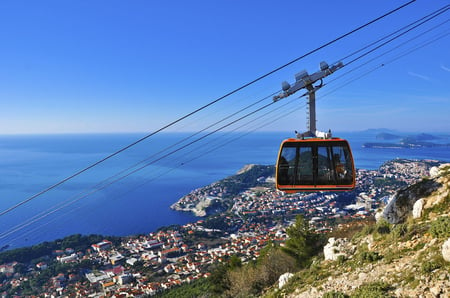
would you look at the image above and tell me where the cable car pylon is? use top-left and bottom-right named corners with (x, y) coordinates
top-left (273, 61), bottom-right (356, 192)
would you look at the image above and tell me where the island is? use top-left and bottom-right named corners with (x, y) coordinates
top-left (363, 133), bottom-right (450, 148)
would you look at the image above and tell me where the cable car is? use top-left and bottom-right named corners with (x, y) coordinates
top-left (273, 61), bottom-right (355, 192)
top-left (276, 137), bottom-right (355, 192)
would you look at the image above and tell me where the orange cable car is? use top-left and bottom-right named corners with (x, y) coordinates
top-left (276, 137), bottom-right (355, 192)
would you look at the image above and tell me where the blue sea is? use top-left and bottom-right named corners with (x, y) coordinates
top-left (0, 131), bottom-right (449, 249)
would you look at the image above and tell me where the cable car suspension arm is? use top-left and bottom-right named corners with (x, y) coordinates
top-left (273, 61), bottom-right (344, 138)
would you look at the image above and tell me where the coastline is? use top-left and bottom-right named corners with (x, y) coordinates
top-left (1, 132), bottom-right (449, 249)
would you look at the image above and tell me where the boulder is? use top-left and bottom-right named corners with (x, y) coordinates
top-left (278, 272), bottom-right (294, 289)
top-left (412, 198), bottom-right (424, 219)
top-left (430, 166), bottom-right (440, 178)
top-left (442, 238), bottom-right (450, 262)
top-left (324, 237), bottom-right (355, 261)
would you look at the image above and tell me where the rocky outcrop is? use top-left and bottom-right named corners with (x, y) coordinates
top-left (381, 179), bottom-right (440, 224)
top-left (323, 238), bottom-right (355, 261)
top-left (380, 163), bottom-right (450, 224)
top-left (423, 164), bottom-right (450, 210)
top-left (236, 164), bottom-right (256, 175)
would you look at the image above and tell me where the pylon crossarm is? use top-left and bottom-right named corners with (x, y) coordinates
top-left (273, 61), bottom-right (343, 102)
top-left (273, 61), bottom-right (343, 139)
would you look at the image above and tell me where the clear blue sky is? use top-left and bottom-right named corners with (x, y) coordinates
top-left (0, 0), bottom-right (448, 134)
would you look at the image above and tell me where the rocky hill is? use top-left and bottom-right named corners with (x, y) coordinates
top-left (272, 163), bottom-right (450, 297)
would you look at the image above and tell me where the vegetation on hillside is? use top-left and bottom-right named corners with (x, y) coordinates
top-left (267, 166), bottom-right (450, 297)
top-left (0, 234), bottom-right (120, 265)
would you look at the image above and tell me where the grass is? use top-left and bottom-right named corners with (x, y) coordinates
top-left (429, 215), bottom-right (450, 239)
top-left (350, 281), bottom-right (393, 298)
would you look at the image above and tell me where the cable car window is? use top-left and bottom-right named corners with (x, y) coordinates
top-left (297, 145), bottom-right (313, 185)
top-left (331, 144), bottom-right (354, 185)
top-left (317, 145), bottom-right (333, 185)
top-left (277, 146), bottom-right (296, 185)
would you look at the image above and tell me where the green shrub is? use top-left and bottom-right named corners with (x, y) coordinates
top-left (429, 216), bottom-right (450, 239)
top-left (323, 290), bottom-right (349, 298)
top-left (225, 247), bottom-right (297, 297)
top-left (421, 261), bottom-right (441, 273)
top-left (336, 255), bottom-right (347, 265)
top-left (358, 251), bottom-right (383, 263)
top-left (353, 224), bottom-right (375, 240)
top-left (375, 219), bottom-right (391, 235)
top-left (350, 282), bottom-right (392, 297)
top-left (356, 251), bottom-right (383, 264)
top-left (391, 223), bottom-right (408, 238)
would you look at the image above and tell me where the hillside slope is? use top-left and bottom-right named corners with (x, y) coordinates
top-left (276, 164), bottom-right (450, 298)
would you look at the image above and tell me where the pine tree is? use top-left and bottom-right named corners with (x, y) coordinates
top-left (282, 215), bottom-right (322, 267)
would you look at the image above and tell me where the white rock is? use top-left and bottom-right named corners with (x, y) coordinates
top-left (374, 210), bottom-right (384, 222)
top-left (442, 238), bottom-right (450, 262)
top-left (430, 166), bottom-right (440, 178)
top-left (278, 272), bottom-right (294, 289)
top-left (412, 198), bottom-right (424, 219)
top-left (324, 237), bottom-right (354, 261)
top-left (430, 285), bottom-right (441, 296)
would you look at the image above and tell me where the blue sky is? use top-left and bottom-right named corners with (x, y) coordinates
top-left (0, 0), bottom-right (448, 134)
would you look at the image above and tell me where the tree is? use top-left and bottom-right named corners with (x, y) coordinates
top-left (225, 264), bottom-right (260, 298)
top-left (228, 255), bottom-right (242, 269)
top-left (208, 263), bottom-right (231, 294)
top-left (258, 246), bottom-right (297, 287)
top-left (224, 245), bottom-right (297, 297)
top-left (282, 215), bottom-right (323, 267)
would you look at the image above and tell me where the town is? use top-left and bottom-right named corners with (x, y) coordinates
top-left (0, 159), bottom-right (441, 297)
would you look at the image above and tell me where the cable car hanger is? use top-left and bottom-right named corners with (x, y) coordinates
top-left (273, 61), bottom-right (356, 192)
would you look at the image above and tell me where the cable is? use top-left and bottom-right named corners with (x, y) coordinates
top-left (0, 94), bottom-right (280, 241)
top-left (4, 1), bottom-right (434, 243)
top-left (327, 18), bottom-right (450, 88)
top-left (4, 20), bottom-right (446, 241)
top-left (336, 4), bottom-right (449, 64)
top-left (4, 24), bottom-right (445, 243)
top-left (1, 92), bottom-right (304, 244)
top-left (0, 0), bottom-right (417, 217)
top-left (345, 5), bottom-right (449, 67)
top-left (325, 30), bottom-right (450, 98)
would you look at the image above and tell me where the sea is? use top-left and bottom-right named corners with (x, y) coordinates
top-left (0, 131), bottom-right (449, 249)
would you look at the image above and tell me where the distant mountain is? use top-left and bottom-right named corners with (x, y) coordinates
top-left (375, 132), bottom-right (402, 140)
top-left (364, 132), bottom-right (449, 148)
top-left (360, 128), bottom-right (398, 134)
top-left (403, 133), bottom-right (441, 142)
